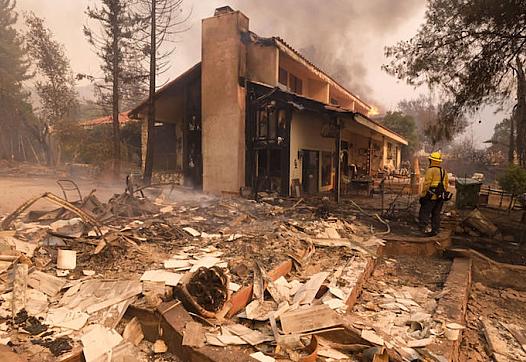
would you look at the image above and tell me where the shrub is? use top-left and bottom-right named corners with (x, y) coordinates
top-left (498, 165), bottom-right (526, 195)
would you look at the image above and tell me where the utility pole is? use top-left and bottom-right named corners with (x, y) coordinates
top-left (143, 0), bottom-right (156, 184)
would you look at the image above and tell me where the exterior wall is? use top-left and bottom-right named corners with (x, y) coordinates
top-left (289, 111), bottom-right (335, 192)
top-left (342, 125), bottom-right (405, 176)
top-left (329, 86), bottom-right (370, 114)
top-left (139, 88), bottom-right (185, 173)
top-left (247, 43), bottom-right (279, 85)
top-left (276, 41), bottom-right (372, 114)
top-left (202, 11), bottom-right (249, 193)
top-left (307, 79), bottom-right (329, 104)
top-left (279, 53), bottom-right (330, 103)
top-left (342, 129), bottom-right (370, 174)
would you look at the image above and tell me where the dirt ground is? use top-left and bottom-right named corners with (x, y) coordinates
top-left (0, 176), bottom-right (124, 215)
top-left (1, 165), bottom-right (525, 361)
top-left (460, 282), bottom-right (526, 361)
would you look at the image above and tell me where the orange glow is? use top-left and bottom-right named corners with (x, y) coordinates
top-left (368, 106), bottom-right (380, 116)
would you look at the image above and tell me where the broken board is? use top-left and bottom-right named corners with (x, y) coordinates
top-left (280, 304), bottom-right (341, 334)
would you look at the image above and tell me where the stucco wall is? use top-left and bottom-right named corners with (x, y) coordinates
top-left (201, 11), bottom-right (249, 193)
top-left (139, 86), bottom-right (185, 173)
top-left (289, 111), bottom-right (335, 192)
top-left (307, 79), bottom-right (329, 104)
top-left (247, 43), bottom-right (278, 85)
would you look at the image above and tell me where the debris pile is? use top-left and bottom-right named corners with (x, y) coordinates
top-left (0, 180), bottom-right (524, 361)
top-left (0, 183), bottom-right (392, 361)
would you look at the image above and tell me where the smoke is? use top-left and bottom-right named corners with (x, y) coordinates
top-left (230, 0), bottom-right (423, 106)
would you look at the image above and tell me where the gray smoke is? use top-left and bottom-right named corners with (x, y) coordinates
top-left (231, 0), bottom-right (423, 106)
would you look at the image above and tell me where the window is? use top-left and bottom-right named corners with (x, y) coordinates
top-left (321, 151), bottom-right (333, 187)
top-left (278, 68), bottom-right (288, 86)
top-left (256, 108), bottom-right (285, 142)
top-left (289, 73), bottom-right (303, 94)
top-left (268, 109), bottom-right (277, 140)
top-left (278, 67), bottom-right (302, 95)
top-left (257, 110), bottom-right (268, 139)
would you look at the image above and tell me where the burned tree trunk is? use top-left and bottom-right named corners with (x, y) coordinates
top-left (516, 57), bottom-right (526, 167)
top-left (112, 14), bottom-right (121, 179)
top-left (143, 0), bottom-right (156, 185)
top-left (509, 114), bottom-right (516, 164)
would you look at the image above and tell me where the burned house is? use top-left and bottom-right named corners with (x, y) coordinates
top-left (130, 6), bottom-right (407, 196)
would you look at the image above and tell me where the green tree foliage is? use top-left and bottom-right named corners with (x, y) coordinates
top-left (381, 111), bottom-right (418, 160)
top-left (25, 13), bottom-right (78, 126)
top-left (498, 165), bottom-right (526, 195)
top-left (67, 122), bottom-right (141, 166)
top-left (24, 12), bottom-right (79, 165)
top-left (0, 0), bottom-right (37, 160)
top-left (384, 0), bottom-right (526, 160)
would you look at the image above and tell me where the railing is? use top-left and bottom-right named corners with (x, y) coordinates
top-left (479, 185), bottom-right (523, 211)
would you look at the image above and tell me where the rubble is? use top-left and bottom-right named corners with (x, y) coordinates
top-left (461, 208), bottom-right (499, 236)
top-left (0, 180), bottom-right (523, 361)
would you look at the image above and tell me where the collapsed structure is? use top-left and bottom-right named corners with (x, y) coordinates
top-left (130, 6), bottom-right (407, 196)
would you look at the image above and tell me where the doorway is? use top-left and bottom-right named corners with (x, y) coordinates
top-left (302, 150), bottom-right (319, 194)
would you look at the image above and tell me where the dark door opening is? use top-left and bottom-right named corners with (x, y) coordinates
top-left (153, 123), bottom-right (177, 171)
top-left (256, 148), bottom-right (283, 194)
top-left (183, 79), bottom-right (202, 189)
top-left (302, 150), bottom-right (319, 194)
top-left (185, 116), bottom-right (202, 189)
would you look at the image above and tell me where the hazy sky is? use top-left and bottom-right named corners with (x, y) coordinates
top-left (16, 0), bottom-right (506, 145)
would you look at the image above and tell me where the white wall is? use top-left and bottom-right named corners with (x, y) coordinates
top-left (289, 111), bottom-right (335, 193)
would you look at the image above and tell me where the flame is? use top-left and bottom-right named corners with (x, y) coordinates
top-left (368, 106), bottom-right (380, 117)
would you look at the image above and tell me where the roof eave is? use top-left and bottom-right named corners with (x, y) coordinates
top-left (273, 38), bottom-right (372, 111)
top-left (129, 62), bottom-right (201, 118)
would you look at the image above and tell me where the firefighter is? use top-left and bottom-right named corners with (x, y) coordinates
top-left (419, 152), bottom-right (451, 236)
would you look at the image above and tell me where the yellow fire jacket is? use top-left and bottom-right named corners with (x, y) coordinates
top-left (421, 165), bottom-right (449, 200)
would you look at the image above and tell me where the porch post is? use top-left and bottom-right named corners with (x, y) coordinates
top-left (335, 119), bottom-right (342, 203)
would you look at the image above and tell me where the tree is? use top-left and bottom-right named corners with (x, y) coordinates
top-left (397, 96), bottom-right (467, 149)
top-left (448, 137), bottom-right (487, 164)
top-left (136, 0), bottom-right (189, 184)
top-left (381, 111), bottom-right (419, 160)
top-left (499, 165), bottom-right (526, 196)
top-left (0, 0), bottom-right (37, 161)
top-left (83, 0), bottom-right (147, 178)
top-left (486, 118), bottom-right (511, 164)
top-left (384, 0), bottom-right (526, 165)
top-left (24, 12), bottom-right (79, 165)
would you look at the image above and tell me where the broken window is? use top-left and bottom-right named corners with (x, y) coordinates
top-left (321, 151), bottom-right (333, 187)
top-left (257, 110), bottom-right (269, 139)
top-left (278, 68), bottom-right (288, 86)
top-left (256, 107), bottom-right (286, 143)
top-left (268, 109), bottom-right (277, 140)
